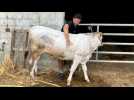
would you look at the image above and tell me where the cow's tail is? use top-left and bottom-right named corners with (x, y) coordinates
top-left (24, 28), bottom-right (32, 66)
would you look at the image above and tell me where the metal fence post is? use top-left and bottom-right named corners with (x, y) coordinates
top-left (96, 25), bottom-right (99, 60)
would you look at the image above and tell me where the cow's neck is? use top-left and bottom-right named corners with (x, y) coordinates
top-left (90, 36), bottom-right (101, 51)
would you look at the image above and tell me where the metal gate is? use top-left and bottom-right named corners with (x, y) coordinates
top-left (80, 23), bottom-right (134, 63)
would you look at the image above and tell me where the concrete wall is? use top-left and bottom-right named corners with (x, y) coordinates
top-left (0, 12), bottom-right (65, 31)
top-left (0, 12), bottom-right (65, 71)
top-left (0, 32), bottom-right (11, 63)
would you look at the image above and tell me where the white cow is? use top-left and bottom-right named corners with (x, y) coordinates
top-left (28, 26), bottom-right (103, 86)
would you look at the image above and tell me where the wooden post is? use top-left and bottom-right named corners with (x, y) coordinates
top-left (10, 30), bottom-right (16, 62)
top-left (10, 29), bottom-right (27, 68)
top-left (24, 31), bottom-right (29, 68)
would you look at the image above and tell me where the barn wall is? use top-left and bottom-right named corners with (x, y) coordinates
top-left (0, 12), bottom-right (65, 71)
top-left (0, 12), bottom-right (65, 30)
top-left (0, 32), bottom-right (11, 63)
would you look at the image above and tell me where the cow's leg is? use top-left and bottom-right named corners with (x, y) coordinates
top-left (67, 55), bottom-right (81, 86)
top-left (30, 47), bottom-right (55, 79)
top-left (29, 43), bottom-right (38, 65)
top-left (58, 59), bottom-right (64, 73)
top-left (30, 55), bottom-right (40, 79)
top-left (29, 57), bottom-right (33, 65)
top-left (30, 49), bottom-right (44, 79)
top-left (80, 55), bottom-right (91, 83)
top-left (34, 56), bottom-right (40, 74)
top-left (81, 63), bottom-right (90, 83)
top-left (57, 59), bottom-right (65, 80)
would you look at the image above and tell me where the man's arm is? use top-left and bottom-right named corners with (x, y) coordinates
top-left (63, 24), bottom-right (71, 47)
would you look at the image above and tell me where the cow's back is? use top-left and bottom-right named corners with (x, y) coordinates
top-left (29, 26), bottom-right (64, 46)
top-left (30, 26), bottom-right (62, 39)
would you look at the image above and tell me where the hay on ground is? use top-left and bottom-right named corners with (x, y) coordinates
top-left (0, 54), bottom-right (61, 87)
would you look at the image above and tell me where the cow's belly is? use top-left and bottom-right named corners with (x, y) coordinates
top-left (62, 51), bottom-right (75, 60)
top-left (48, 48), bottom-right (75, 60)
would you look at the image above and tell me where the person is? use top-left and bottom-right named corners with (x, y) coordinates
top-left (61, 13), bottom-right (82, 46)
top-left (57, 13), bottom-right (82, 80)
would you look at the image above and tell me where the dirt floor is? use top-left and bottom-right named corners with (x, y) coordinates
top-left (0, 61), bottom-right (134, 87)
top-left (87, 63), bottom-right (134, 87)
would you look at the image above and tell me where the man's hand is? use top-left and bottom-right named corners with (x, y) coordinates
top-left (66, 39), bottom-right (73, 48)
top-left (63, 24), bottom-right (73, 48)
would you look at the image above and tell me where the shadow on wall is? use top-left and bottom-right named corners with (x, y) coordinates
top-left (37, 54), bottom-right (60, 73)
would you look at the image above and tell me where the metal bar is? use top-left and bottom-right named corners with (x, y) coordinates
top-left (81, 33), bottom-right (134, 36)
top-left (103, 33), bottom-right (134, 36)
top-left (102, 42), bottom-right (134, 45)
top-left (80, 23), bottom-right (134, 26)
top-left (97, 25), bottom-right (99, 32)
top-left (89, 60), bottom-right (134, 63)
top-left (93, 51), bottom-right (134, 55)
top-left (95, 25), bottom-right (99, 60)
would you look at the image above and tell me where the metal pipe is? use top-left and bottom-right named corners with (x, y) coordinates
top-left (80, 23), bottom-right (134, 26)
top-left (95, 25), bottom-right (99, 60)
top-left (79, 33), bottom-right (134, 36)
top-left (93, 51), bottom-right (134, 55)
top-left (89, 60), bottom-right (134, 63)
top-left (102, 42), bottom-right (134, 45)
top-left (103, 33), bottom-right (134, 36)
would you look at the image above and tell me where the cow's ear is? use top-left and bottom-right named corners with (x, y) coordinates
top-left (98, 32), bottom-right (103, 40)
top-left (94, 32), bottom-right (103, 38)
top-left (99, 32), bottom-right (103, 37)
top-left (94, 32), bottom-right (100, 36)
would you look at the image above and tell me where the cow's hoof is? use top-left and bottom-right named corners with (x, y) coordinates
top-left (29, 59), bottom-right (33, 65)
top-left (57, 73), bottom-right (65, 80)
top-left (67, 79), bottom-right (71, 86)
top-left (30, 72), bottom-right (35, 80)
top-left (34, 67), bottom-right (38, 74)
top-left (66, 84), bottom-right (71, 87)
top-left (85, 78), bottom-right (91, 83)
top-left (67, 83), bottom-right (71, 87)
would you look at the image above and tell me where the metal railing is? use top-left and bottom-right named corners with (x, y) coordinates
top-left (80, 23), bottom-right (134, 63)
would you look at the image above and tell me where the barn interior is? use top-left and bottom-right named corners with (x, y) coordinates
top-left (0, 12), bottom-right (134, 87)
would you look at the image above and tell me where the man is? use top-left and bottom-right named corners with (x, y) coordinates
top-left (57, 13), bottom-right (82, 79)
top-left (61, 13), bottom-right (82, 46)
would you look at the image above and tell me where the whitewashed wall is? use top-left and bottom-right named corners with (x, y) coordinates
top-left (0, 32), bottom-right (11, 63)
top-left (0, 12), bottom-right (65, 71)
top-left (0, 12), bottom-right (65, 30)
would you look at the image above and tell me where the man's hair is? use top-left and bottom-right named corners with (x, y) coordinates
top-left (73, 13), bottom-right (82, 20)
